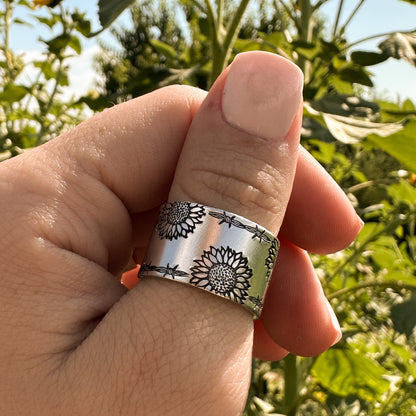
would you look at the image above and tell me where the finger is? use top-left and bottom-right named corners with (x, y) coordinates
top-left (280, 147), bottom-right (363, 254)
top-left (2, 85), bottom-right (206, 275)
top-left (170, 53), bottom-right (303, 233)
top-left (253, 319), bottom-right (289, 361)
top-left (261, 238), bottom-right (341, 357)
top-left (0, 85), bottom-right (209, 413)
top-left (130, 147), bottom-right (363, 259)
top-left (73, 51), bottom-right (304, 415)
top-left (166, 51), bottom-right (303, 403)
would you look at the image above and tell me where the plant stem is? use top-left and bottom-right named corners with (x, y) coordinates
top-left (222, 0), bottom-right (251, 62)
top-left (3, 0), bottom-right (13, 83)
top-left (344, 27), bottom-right (416, 50)
top-left (332, 0), bottom-right (344, 39)
top-left (275, 0), bottom-right (298, 25)
top-left (2, 0), bottom-right (15, 137)
top-left (328, 280), bottom-right (416, 300)
top-left (284, 354), bottom-right (298, 416)
top-left (338, 0), bottom-right (365, 36)
top-left (216, 0), bottom-right (224, 28)
top-left (189, 0), bottom-right (205, 12)
top-left (209, 0), bottom-right (251, 86)
top-left (297, 0), bottom-right (314, 82)
top-left (205, 0), bottom-right (220, 86)
top-left (204, 0), bottom-right (218, 34)
top-left (312, 0), bottom-right (332, 11)
top-left (409, 212), bottom-right (415, 262)
top-left (326, 215), bottom-right (406, 284)
top-left (36, 57), bottom-right (64, 146)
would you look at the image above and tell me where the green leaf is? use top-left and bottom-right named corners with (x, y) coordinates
top-left (34, 61), bottom-right (55, 80)
top-left (68, 35), bottom-right (82, 55)
top-left (12, 18), bottom-right (30, 26)
top-left (310, 94), bottom-right (379, 118)
top-left (149, 39), bottom-right (177, 59)
top-left (72, 12), bottom-right (92, 37)
top-left (378, 31), bottom-right (416, 67)
top-left (0, 84), bottom-right (29, 102)
top-left (322, 112), bottom-right (404, 144)
top-left (59, 72), bottom-right (69, 87)
top-left (387, 271), bottom-right (416, 287)
top-left (312, 347), bottom-right (391, 401)
top-left (35, 15), bottom-right (59, 28)
top-left (77, 94), bottom-right (113, 111)
top-left (351, 51), bottom-right (389, 66)
top-left (97, 0), bottom-right (135, 32)
top-left (198, 16), bottom-right (210, 37)
top-left (44, 33), bottom-right (72, 55)
top-left (387, 181), bottom-right (416, 206)
top-left (308, 139), bottom-right (336, 164)
top-left (368, 120), bottom-right (416, 172)
top-left (391, 295), bottom-right (416, 337)
top-left (338, 65), bottom-right (374, 87)
top-left (293, 40), bottom-right (321, 60)
top-left (379, 99), bottom-right (416, 117)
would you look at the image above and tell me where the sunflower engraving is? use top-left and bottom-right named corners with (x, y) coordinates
top-left (248, 295), bottom-right (264, 316)
top-left (190, 246), bottom-right (252, 304)
top-left (157, 201), bottom-right (206, 240)
top-left (265, 238), bottom-right (279, 280)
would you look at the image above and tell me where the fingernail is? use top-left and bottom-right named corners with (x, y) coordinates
top-left (325, 298), bottom-right (342, 346)
top-left (222, 51), bottom-right (303, 141)
top-left (357, 215), bottom-right (365, 232)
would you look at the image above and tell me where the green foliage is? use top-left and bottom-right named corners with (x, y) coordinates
top-left (3, 0), bottom-right (416, 414)
top-left (312, 347), bottom-right (391, 401)
top-left (85, 0), bottom-right (416, 413)
top-left (0, 0), bottom-right (92, 159)
top-left (378, 31), bottom-right (416, 67)
top-left (368, 120), bottom-right (416, 172)
top-left (95, 0), bottom-right (211, 103)
top-left (96, 0), bottom-right (135, 34)
top-left (86, 1), bottom-right (415, 414)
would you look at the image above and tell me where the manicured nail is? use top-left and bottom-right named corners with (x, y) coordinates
top-left (222, 51), bottom-right (303, 141)
top-left (325, 298), bottom-right (342, 346)
top-left (357, 215), bottom-right (365, 232)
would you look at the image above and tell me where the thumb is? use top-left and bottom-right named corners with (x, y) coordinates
top-left (74, 52), bottom-right (303, 416)
top-left (170, 51), bottom-right (302, 233)
top-left (166, 51), bottom-right (303, 404)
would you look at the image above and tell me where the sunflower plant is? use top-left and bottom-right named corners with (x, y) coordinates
top-left (0, 0), bottom-right (92, 159)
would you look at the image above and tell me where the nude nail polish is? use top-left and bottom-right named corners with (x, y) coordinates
top-left (222, 51), bottom-right (304, 141)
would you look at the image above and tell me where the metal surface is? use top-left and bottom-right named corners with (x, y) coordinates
top-left (139, 201), bottom-right (279, 318)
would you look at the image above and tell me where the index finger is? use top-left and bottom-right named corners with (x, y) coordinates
top-left (280, 146), bottom-right (363, 254)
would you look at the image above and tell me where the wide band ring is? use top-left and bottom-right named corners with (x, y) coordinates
top-left (138, 201), bottom-right (279, 318)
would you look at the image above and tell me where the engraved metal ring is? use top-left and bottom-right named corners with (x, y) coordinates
top-left (138, 201), bottom-right (280, 318)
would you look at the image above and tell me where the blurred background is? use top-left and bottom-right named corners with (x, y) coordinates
top-left (1, 0), bottom-right (416, 414)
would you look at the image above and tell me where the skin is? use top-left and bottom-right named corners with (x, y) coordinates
top-left (0, 53), bottom-right (362, 415)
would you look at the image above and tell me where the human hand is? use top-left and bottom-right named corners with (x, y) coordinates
top-left (0, 52), bottom-right (362, 415)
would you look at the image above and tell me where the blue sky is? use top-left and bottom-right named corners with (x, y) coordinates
top-left (9, 0), bottom-right (416, 101)
top-left (321, 0), bottom-right (416, 102)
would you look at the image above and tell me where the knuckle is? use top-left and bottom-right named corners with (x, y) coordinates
top-left (186, 151), bottom-right (284, 216)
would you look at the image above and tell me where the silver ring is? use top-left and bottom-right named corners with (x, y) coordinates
top-left (138, 201), bottom-right (279, 318)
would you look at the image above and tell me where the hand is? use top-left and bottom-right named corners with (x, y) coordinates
top-left (0, 52), bottom-right (362, 415)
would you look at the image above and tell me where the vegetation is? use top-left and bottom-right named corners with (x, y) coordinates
top-left (2, 0), bottom-right (416, 414)
top-left (0, 0), bottom-right (93, 159)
